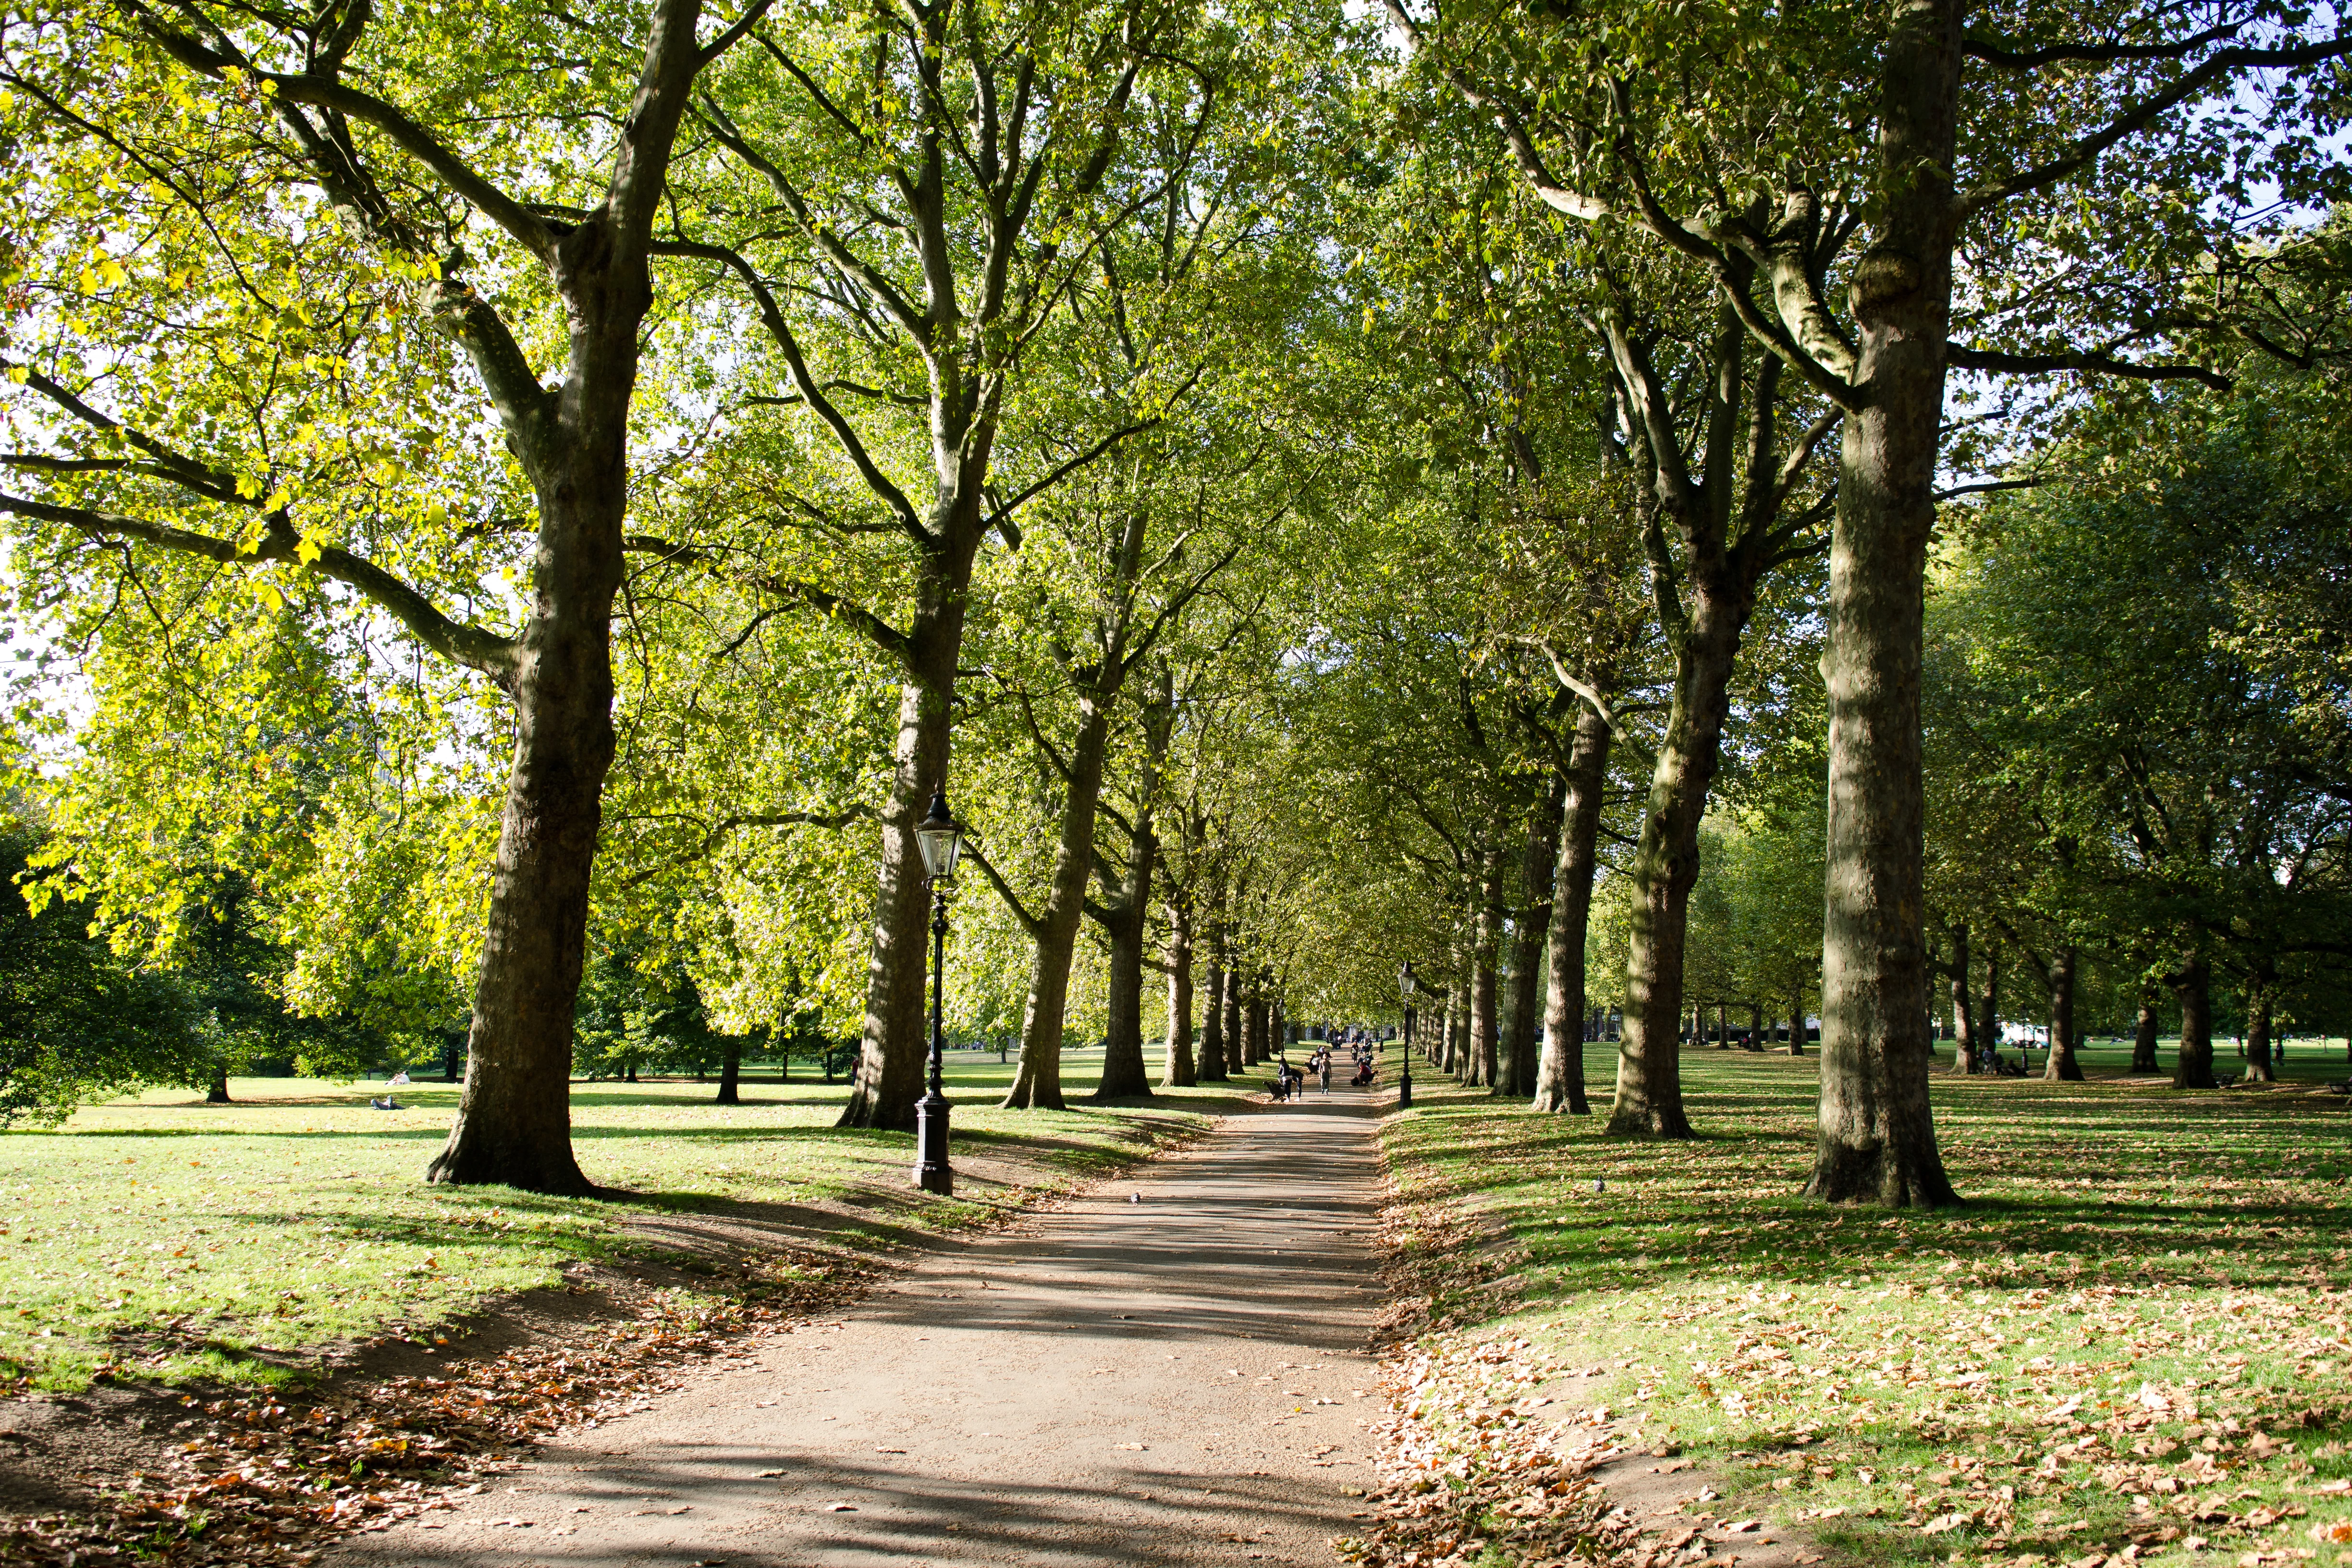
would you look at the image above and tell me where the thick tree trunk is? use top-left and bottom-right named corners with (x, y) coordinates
top-left (2131, 985), bottom-right (2161, 1072)
top-left (1803, 0), bottom-right (1962, 1208)
top-left (1788, 993), bottom-right (1806, 1056)
top-left (2242, 975), bottom-right (2274, 1083)
top-left (1200, 940), bottom-right (1227, 1082)
top-left (1535, 708), bottom-right (1611, 1114)
top-left (2043, 944), bottom-right (2083, 1081)
top-left (1247, 978), bottom-right (1269, 1068)
top-left (1945, 925), bottom-right (1974, 1072)
top-left (838, 593), bottom-right (968, 1130)
top-left (1608, 595), bottom-right (1745, 1137)
top-left (426, 474), bottom-right (624, 1196)
top-left (1162, 896), bottom-right (1197, 1088)
top-left (716, 1038), bottom-right (742, 1104)
top-left (1975, 946), bottom-right (2001, 1069)
top-left (2172, 948), bottom-right (2216, 1088)
top-left (1500, 775), bottom-right (1567, 1099)
top-left (1004, 699), bottom-right (1115, 1110)
top-left (1092, 808), bottom-right (1156, 1100)
top-left (206, 1066), bottom-right (231, 1104)
top-left (1468, 842), bottom-right (1503, 1090)
top-left (1224, 958), bottom-right (1246, 1072)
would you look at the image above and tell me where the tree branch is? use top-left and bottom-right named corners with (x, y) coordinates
top-left (961, 839), bottom-right (1045, 938)
top-left (1946, 342), bottom-right (2231, 391)
top-left (1, 491), bottom-right (519, 684)
top-left (622, 533), bottom-right (916, 669)
top-left (1958, 35), bottom-right (2352, 216)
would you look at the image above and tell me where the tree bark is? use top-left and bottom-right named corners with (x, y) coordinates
top-left (716, 1037), bottom-right (742, 1104)
top-left (1250, 974), bottom-right (1266, 1066)
top-left (1200, 919), bottom-right (1228, 1082)
top-left (1535, 707), bottom-right (1611, 1114)
top-left (2171, 946), bottom-right (2217, 1088)
top-left (1500, 774), bottom-right (1567, 1099)
top-left (2043, 944), bottom-right (2083, 1081)
top-left (1224, 956), bottom-right (1246, 1072)
top-left (1974, 945), bottom-right (2001, 1070)
top-left (1607, 594), bottom-right (1746, 1136)
top-left (1945, 924), bottom-right (1975, 1073)
top-left (1803, 0), bottom-right (1963, 1207)
top-left (428, 8), bottom-right (719, 1190)
top-left (1788, 992), bottom-right (1806, 1056)
top-left (1003, 698), bottom-right (1115, 1111)
top-left (206, 1066), bottom-right (231, 1105)
top-left (1162, 894), bottom-right (1197, 1088)
top-left (1468, 841), bottom-right (1504, 1090)
top-left (838, 588), bottom-right (969, 1130)
top-left (2242, 972), bottom-right (2275, 1084)
top-left (2131, 984), bottom-right (2162, 1072)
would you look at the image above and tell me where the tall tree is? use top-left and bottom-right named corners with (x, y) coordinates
top-left (2, 0), bottom-right (763, 1191)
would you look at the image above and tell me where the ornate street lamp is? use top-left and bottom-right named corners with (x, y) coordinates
top-left (913, 784), bottom-right (964, 1195)
top-left (1396, 960), bottom-right (1417, 1110)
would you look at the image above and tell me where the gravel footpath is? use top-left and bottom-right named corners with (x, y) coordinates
top-left (330, 1086), bottom-right (1389, 1567)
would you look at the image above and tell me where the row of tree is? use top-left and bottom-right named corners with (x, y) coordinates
top-left (3, 0), bottom-right (2347, 1201)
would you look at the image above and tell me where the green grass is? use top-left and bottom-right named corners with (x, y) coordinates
top-left (1380, 1038), bottom-right (2352, 1568)
top-left (0, 1047), bottom-right (1257, 1394)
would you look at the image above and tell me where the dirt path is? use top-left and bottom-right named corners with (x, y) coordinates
top-left (331, 1087), bottom-right (1389, 1568)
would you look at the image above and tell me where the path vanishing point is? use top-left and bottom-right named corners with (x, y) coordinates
top-left (329, 1089), bottom-right (1389, 1567)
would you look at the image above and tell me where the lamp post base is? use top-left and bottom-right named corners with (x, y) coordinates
top-left (1398, 1076), bottom-right (1413, 1109)
top-left (912, 1090), bottom-right (954, 1195)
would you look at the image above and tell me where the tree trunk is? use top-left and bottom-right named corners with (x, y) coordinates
top-left (426, 427), bottom-right (627, 1198)
top-left (1945, 925), bottom-right (1975, 1072)
top-left (2131, 984), bottom-right (2161, 1072)
top-left (1788, 992), bottom-right (1806, 1056)
top-left (1535, 707), bottom-right (1611, 1113)
top-left (1004, 698), bottom-right (1115, 1111)
top-left (1247, 976), bottom-right (1269, 1067)
top-left (1091, 803), bottom-right (1156, 1100)
top-left (1609, 595), bottom-right (1746, 1136)
top-left (1468, 842), bottom-right (1504, 1090)
top-left (716, 1037), bottom-right (742, 1104)
top-left (1224, 958), bottom-right (1246, 1071)
top-left (2242, 974), bottom-right (2275, 1084)
top-left (206, 1066), bottom-right (231, 1104)
top-left (2043, 944), bottom-right (2083, 1081)
top-left (1163, 894), bottom-right (1197, 1088)
top-left (1500, 774), bottom-right (1567, 1099)
top-left (838, 586), bottom-right (968, 1130)
top-left (2172, 947), bottom-right (2216, 1088)
top-left (1803, 0), bottom-right (1963, 1209)
top-left (1975, 946), bottom-right (2001, 1070)
top-left (1200, 939), bottom-right (1228, 1082)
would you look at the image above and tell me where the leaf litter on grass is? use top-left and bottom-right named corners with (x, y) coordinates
top-left (0, 1243), bottom-right (875, 1568)
top-left (1352, 1053), bottom-right (2352, 1568)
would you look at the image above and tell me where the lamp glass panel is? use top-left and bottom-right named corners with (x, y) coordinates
top-left (919, 825), bottom-right (963, 878)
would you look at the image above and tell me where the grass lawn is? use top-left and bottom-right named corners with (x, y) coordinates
top-left (0, 1047), bottom-right (1257, 1395)
top-left (1376, 1037), bottom-right (2352, 1568)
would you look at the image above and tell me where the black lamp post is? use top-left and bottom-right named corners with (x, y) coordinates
top-left (913, 784), bottom-right (964, 1195)
top-left (1396, 960), bottom-right (1417, 1110)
